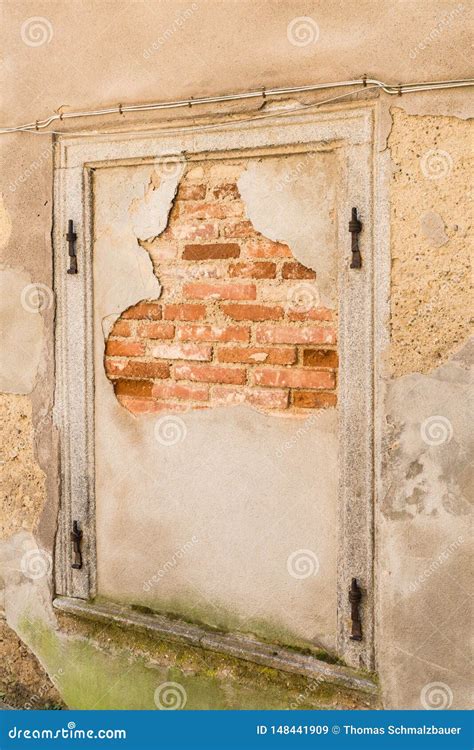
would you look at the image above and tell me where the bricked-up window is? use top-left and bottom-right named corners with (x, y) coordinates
top-left (54, 109), bottom-right (376, 670)
top-left (105, 162), bottom-right (338, 416)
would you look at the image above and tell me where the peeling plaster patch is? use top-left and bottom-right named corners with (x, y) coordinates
top-left (129, 163), bottom-right (185, 241)
top-left (0, 395), bottom-right (46, 538)
top-left (237, 153), bottom-right (337, 306)
top-left (389, 109), bottom-right (473, 376)
top-left (382, 339), bottom-right (473, 520)
top-left (0, 531), bottom-right (55, 630)
top-left (420, 211), bottom-right (448, 247)
top-left (94, 164), bottom-right (182, 338)
top-left (0, 194), bottom-right (12, 249)
top-left (0, 267), bottom-right (44, 393)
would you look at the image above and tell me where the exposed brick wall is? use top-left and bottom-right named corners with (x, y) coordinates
top-left (105, 163), bottom-right (337, 415)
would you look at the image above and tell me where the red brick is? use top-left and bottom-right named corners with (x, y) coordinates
top-left (302, 349), bottom-right (339, 368)
top-left (256, 325), bottom-right (336, 345)
top-left (212, 183), bottom-right (240, 200)
top-left (173, 363), bottom-right (246, 385)
top-left (282, 262), bottom-right (317, 280)
top-left (228, 261), bottom-right (276, 279)
top-left (217, 346), bottom-right (296, 365)
top-left (182, 243), bottom-right (240, 260)
top-left (150, 343), bottom-right (212, 361)
top-left (137, 322), bottom-right (175, 339)
top-left (163, 304), bottom-right (206, 321)
top-left (183, 282), bottom-right (256, 300)
top-left (177, 184), bottom-right (206, 200)
top-left (176, 324), bottom-right (250, 343)
top-left (221, 303), bottom-right (283, 321)
top-left (122, 303), bottom-right (162, 320)
top-left (245, 240), bottom-right (292, 258)
top-left (211, 386), bottom-right (289, 409)
top-left (111, 362), bottom-right (170, 380)
top-left (152, 382), bottom-right (209, 401)
top-left (110, 320), bottom-right (133, 337)
top-left (292, 391), bottom-right (337, 409)
top-left (252, 368), bottom-right (335, 389)
top-left (105, 340), bottom-right (145, 357)
top-left (172, 222), bottom-right (218, 242)
top-left (288, 307), bottom-right (334, 322)
top-left (114, 380), bottom-right (155, 398)
top-left (222, 220), bottom-right (257, 239)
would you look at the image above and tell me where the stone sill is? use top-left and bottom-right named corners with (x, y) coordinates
top-left (53, 597), bottom-right (377, 696)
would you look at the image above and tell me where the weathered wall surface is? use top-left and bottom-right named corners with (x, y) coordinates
top-left (93, 157), bottom-right (339, 653)
top-left (0, 0), bottom-right (472, 710)
top-left (389, 109), bottom-right (473, 377)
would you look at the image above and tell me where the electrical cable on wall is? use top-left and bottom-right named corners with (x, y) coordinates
top-left (0, 77), bottom-right (472, 135)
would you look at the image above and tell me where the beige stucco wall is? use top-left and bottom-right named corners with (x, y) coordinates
top-left (0, 0), bottom-right (472, 709)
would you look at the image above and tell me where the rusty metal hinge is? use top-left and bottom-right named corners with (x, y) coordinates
top-left (349, 208), bottom-right (362, 269)
top-left (66, 219), bottom-right (78, 275)
top-left (70, 520), bottom-right (83, 569)
top-left (349, 577), bottom-right (363, 640)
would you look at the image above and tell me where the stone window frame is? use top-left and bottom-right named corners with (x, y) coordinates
top-left (52, 104), bottom-right (386, 672)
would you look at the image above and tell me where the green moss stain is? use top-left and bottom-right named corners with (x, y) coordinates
top-left (17, 615), bottom-right (375, 710)
top-left (98, 593), bottom-right (339, 664)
